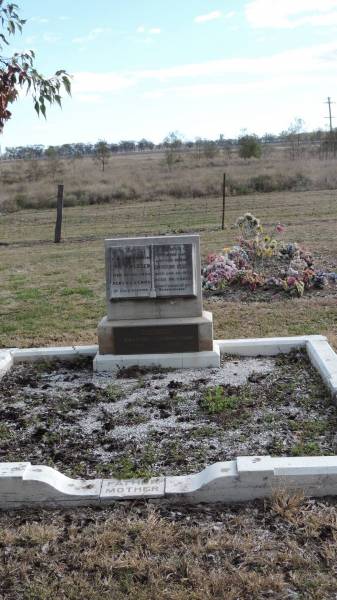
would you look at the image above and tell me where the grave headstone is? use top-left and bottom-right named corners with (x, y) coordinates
top-left (95, 234), bottom-right (219, 370)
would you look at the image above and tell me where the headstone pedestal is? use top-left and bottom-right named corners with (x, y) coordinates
top-left (94, 235), bottom-right (219, 372)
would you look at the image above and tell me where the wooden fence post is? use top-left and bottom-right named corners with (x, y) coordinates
top-left (221, 173), bottom-right (226, 230)
top-left (54, 184), bottom-right (64, 243)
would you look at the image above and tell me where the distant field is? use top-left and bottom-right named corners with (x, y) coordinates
top-left (2, 147), bottom-right (337, 212)
top-left (0, 187), bottom-right (336, 349)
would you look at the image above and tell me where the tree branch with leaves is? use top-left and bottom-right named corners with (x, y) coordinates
top-left (0, 1), bottom-right (71, 132)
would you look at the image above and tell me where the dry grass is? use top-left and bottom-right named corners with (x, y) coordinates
top-left (0, 187), bottom-right (336, 349)
top-left (2, 149), bottom-right (337, 212)
top-left (1, 498), bottom-right (337, 599)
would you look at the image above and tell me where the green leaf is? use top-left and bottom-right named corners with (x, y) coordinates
top-left (0, 32), bottom-right (9, 44)
top-left (62, 75), bottom-right (71, 95)
top-left (8, 19), bottom-right (15, 34)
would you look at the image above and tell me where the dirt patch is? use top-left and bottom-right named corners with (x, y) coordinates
top-left (206, 283), bottom-right (337, 304)
top-left (0, 352), bottom-right (336, 479)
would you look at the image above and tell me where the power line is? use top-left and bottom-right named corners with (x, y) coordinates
top-left (325, 97), bottom-right (335, 132)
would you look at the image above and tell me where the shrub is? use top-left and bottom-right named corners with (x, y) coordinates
top-left (238, 135), bottom-right (262, 159)
top-left (249, 174), bottom-right (276, 193)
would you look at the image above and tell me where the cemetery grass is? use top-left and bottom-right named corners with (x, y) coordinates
top-left (0, 188), bottom-right (337, 350)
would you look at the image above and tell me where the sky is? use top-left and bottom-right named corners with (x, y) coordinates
top-left (2, 0), bottom-right (337, 148)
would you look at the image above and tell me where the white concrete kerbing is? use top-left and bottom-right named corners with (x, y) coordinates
top-left (0, 462), bottom-right (102, 509)
top-left (12, 345), bottom-right (98, 364)
top-left (216, 335), bottom-right (326, 356)
top-left (166, 457), bottom-right (275, 504)
top-left (0, 350), bottom-right (13, 379)
top-left (306, 339), bottom-right (337, 384)
top-left (272, 456), bottom-right (337, 498)
top-left (5, 456), bottom-right (337, 509)
top-left (165, 461), bottom-right (238, 503)
top-left (93, 341), bottom-right (221, 372)
top-left (1, 335), bottom-right (337, 508)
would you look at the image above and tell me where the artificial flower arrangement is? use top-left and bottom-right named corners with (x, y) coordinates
top-left (202, 213), bottom-right (337, 298)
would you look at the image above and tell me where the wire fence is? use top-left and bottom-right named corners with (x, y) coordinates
top-left (1, 187), bottom-right (337, 247)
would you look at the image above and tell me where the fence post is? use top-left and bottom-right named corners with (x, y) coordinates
top-left (221, 173), bottom-right (226, 230)
top-left (54, 184), bottom-right (64, 243)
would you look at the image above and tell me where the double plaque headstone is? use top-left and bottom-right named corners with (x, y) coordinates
top-left (96, 234), bottom-right (216, 365)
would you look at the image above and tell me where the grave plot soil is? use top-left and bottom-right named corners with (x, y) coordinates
top-left (0, 351), bottom-right (336, 480)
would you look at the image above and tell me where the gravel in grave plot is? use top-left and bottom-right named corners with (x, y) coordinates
top-left (0, 352), bottom-right (337, 479)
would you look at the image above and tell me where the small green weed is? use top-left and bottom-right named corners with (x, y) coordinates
top-left (165, 440), bottom-right (187, 464)
top-left (0, 423), bottom-right (11, 440)
top-left (201, 385), bottom-right (240, 414)
top-left (168, 391), bottom-right (184, 405)
top-left (302, 420), bottom-right (327, 436)
top-left (104, 384), bottom-right (124, 402)
top-left (60, 286), bottom-right (94, 297)
top-left (9, 274), bottom-right (27, 289)
top-left (190, 425), bottom-right (218, 438)
top-left (123, 410), bottom-right (149, 425)
top-left (111, 456), bottom-right (153, 480)
top-left (132, 375), bottom-right (148, 390)
top-left (269, 438), bottom-right (285, 455)
top-left (291, 441), bottom-right (322, 456)
top-left (15, 288), bottom-right (42, 301)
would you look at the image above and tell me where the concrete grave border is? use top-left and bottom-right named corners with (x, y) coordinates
top-left (1, 334), bottom-right (337, 509)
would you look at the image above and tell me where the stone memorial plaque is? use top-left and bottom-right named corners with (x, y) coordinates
top-left (154, 243), bottom-right (194, 297)
top-left (107, 237), bottom-right (196, 301)
top-left (108, 245), bottom-right (153, 299)
top-left (114, 324), bottom-right (199, 354)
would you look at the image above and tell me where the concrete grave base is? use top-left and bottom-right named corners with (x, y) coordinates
top-left (94, 340), bottom-right (221, 372)
top-left (97, 310), bottom-right (214, 355)
top-left (1, 334), bottom-right (337, 509)
top-left (3, 456), bottom-right (337, 509)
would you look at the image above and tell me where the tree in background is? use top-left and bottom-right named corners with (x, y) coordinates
top-left (0, 2), bottom-right (71, 132)
top-left (163, 131), bottom-right (183, 169)
top-left (138, 138), bottom-right (154, 152)
top-left (203, 139), bottom-right (218, 159)
top-left (286, 117), bottom-right (305, 160)
top-left (45, 145), bottom-right (63, 179)
top-left (94, 140), bottom-right (110, 172)
top-left (238, 134), bottom-right (262, 159)
top-left (119, 140), bottom-right (136, 152)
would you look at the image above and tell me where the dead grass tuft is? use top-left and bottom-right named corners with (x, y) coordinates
top-left (270, 490), bottom-right (305, 523)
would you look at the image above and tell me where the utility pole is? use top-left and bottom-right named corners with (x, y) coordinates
top-left (325, 97), bottom-right (335, 132)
